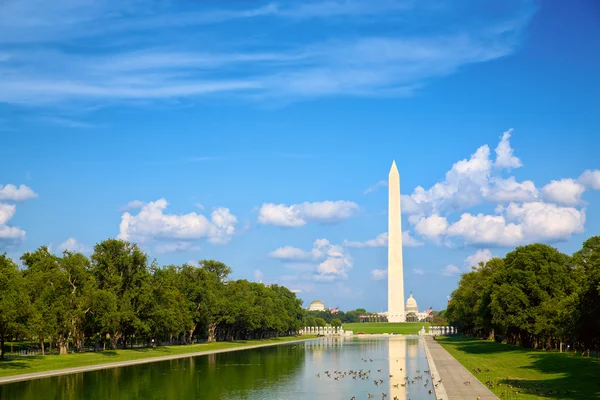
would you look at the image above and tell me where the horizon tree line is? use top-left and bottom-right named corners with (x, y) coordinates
top-left (0, 239), bottom-right (304, 359)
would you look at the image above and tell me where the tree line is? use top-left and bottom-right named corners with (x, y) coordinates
top-left (303, 308), bottom-right (367, 326)
top-left (0, 239), bottom-right (304, 359)
top-left (446, 236), bottom-right (600, 352)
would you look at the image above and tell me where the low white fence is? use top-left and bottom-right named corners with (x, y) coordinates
top-left (419, 325), bottom-right (458, 336)
top-left (299, 326), bottom-right (353, 336)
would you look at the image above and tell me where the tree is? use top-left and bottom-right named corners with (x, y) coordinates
top-left (330, 318), bottom-right (342, 328)
top-left (572, 236), bottom-right (600, 350)
top-left (490, 244), bottom-right (572, 347)
top-left (314, 318), bottom-right (326, 327)
top-left (21, 247), bottom-right (72, 355)
top-left (59, 251), bottom-right (94, 352)
top-left (150, 265), bottom-right (191, 344)
top-left (91, 239), bottom-right (150, 349)
top-left (199, 260), bottom-right (231, 283)
top-left (0, 254), bottom-right (29, 359)
top-left (431, 310), bottom-right (447, 326)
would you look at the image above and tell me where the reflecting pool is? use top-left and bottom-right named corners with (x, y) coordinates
top-left (1, 336), bottom-right (436, 400)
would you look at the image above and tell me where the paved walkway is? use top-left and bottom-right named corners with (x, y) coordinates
top-left (0, 337), bottom-right (316, 385)
top-left (424, 337), bottom-right (499, 400)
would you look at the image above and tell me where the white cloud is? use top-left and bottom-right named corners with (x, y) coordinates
top-left (0, 225), bottom-right (26, 241)
top-left (0, 184), bottom-right (38, 202)
top-left (316, 255), bottom-right (352, 281)
top-left (363, 180), bottom-right (387, 195)
top-left (465, 249), bottom-right (493, 268)
top-left (118, 198), bottom-right (237, 246)
top-left (370, 269), bottom-right (387, 280)
top-left (486, 177), bottom-right (538, 203)
top-left (579, 169), bottom-right (600, 190)
top-left (494, 129), bottom-right (522, 169)
top-left (345, 231), bottom-right (423, 248)
top-left (269, 246), bottom-right (311, 260)
top-left (258, 203), bottom-right (305, 227)
top-left (254, 269), bottom-right (264, 282)
top-left (541, 179), bottom-right (586, 205)
top-left (403, 231), bottom-right (425, 247)
top-left (120, 200), bottom-right (145, 211)
top-left (401, 131), bottom-right (537, 214)
top-left (505, 201), bottom-right (585, 242)
top-left (270, 238), bottom-right (352, 282)
top-left (412, 268), bottom-right (425, 275)
top-left (0, 204), bottom-right (16, 226)
top-left (58, 238), bottom-right (91, 254)
top-left (447, 201), bottom-right (585, 246)
top-left (447, 213), bottom-right (523, 247)
top-left (402, 144), bottom-right (492, 215)
top-left (345, 232), bottom-right (388, 248)
top-left (442, 264), bottom-right (461, 276)
top-left (258, 200), bottom-right (359, 227)
top-left (413, 214), bottom-right (448, 242)
top-left (0, 203), bottom-right (26, 243)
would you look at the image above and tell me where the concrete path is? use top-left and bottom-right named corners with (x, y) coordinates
top-left (424, 337), bottom-right (499, 400)
top-left (0, 337), bottom-right (316, 386)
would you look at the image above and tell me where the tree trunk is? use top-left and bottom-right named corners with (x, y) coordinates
top-left (1, 333), bottom-right (5, 359)
top-left (110, 332), bottom-right (122, 350)
top-left (75, 331), bottom-right (85, 353)
top-left (57, 335), bottom-right (69, 355)
top-left (207, 323), bottom-right (217, 342)
top-left (39, 338), bottom-right (45, 356)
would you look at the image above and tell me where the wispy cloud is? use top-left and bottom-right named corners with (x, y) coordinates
top-left (36, 116), bottom-right (94, 128)
top-left (363, 180), bottom-right (387, 195)
top-left (0, 1), bottom-right (535, 106)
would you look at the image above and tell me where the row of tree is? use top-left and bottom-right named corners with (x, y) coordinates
top-left (0, 239), bottom-right (305, 359)
top-left (446, 237), bottom-right (600, 351)
top-left (303, 308), bottom-right (367, 325)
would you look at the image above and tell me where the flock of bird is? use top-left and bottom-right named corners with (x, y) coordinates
top-left (316, 358), bottom-right (442, 399)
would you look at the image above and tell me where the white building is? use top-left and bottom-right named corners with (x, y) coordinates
top-left (308, 300), bottom-right (326, 311)
top-left (405, 292), bottom-right (431, 322)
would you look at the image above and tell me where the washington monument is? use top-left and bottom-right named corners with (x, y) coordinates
top-left (388, 160), bottom-right (406, 322)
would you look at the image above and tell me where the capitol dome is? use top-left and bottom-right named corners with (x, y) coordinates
top-left (406, 292), bottom-right (418, 314)
top-left (308, 300), bottom-right (325, 311)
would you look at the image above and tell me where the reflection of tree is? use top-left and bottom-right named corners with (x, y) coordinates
top-left (1, 345), bottom-right (305, 400)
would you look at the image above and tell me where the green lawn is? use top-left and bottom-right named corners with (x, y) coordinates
top-left (343, 322), bottom-right (428, 334)
top-left (437, 336), bottom-right (600, 400)
top-left (0, 336), bottom-right (316, 379)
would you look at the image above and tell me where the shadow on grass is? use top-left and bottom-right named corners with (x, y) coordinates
top-left (438, 336), bottom-right (600, 400)
top-left (0, 359), bottom-right (32, 371)
top-left (437, 335), bottom-right (518, 354)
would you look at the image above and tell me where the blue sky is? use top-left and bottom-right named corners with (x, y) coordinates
top-left (1, 0), bottom-right (599, 311)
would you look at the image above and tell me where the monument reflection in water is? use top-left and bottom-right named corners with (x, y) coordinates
top-left (1, 337), bottom-right (435, 400)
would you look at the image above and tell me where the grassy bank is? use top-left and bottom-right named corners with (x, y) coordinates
top-left (438, 335), bottom-right (600, 399)
top-left (0, 336), bottom-right (316, 379)
top-left (343, 322), bottom-right (427, 334)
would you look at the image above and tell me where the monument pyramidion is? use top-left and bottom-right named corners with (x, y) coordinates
top-left (387, 160), bottom-right (406, 322)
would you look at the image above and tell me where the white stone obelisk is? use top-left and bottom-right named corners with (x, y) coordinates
top-left (387, 160), bottom-right (405, 322)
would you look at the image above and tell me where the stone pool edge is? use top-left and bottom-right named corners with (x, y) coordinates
top-left (422, 336), bottom-right (449, 400)
top-left (0, 337), bottom-right (319, 386)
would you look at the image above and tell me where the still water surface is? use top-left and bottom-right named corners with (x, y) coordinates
top-left (1, 336), bottom-right (435, 400)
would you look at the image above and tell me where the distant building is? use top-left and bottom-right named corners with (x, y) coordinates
top-left (308, 300), bottom-right (326, 311)
top-left (405, 292), bottom-right (432, 322)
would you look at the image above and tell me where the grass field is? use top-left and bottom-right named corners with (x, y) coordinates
top-left (343, 322), bottom-right (428, 334)
top-left (0, 336), bottom-right (315, 379)
top-left (437, 336), bottom-right (600, 400)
